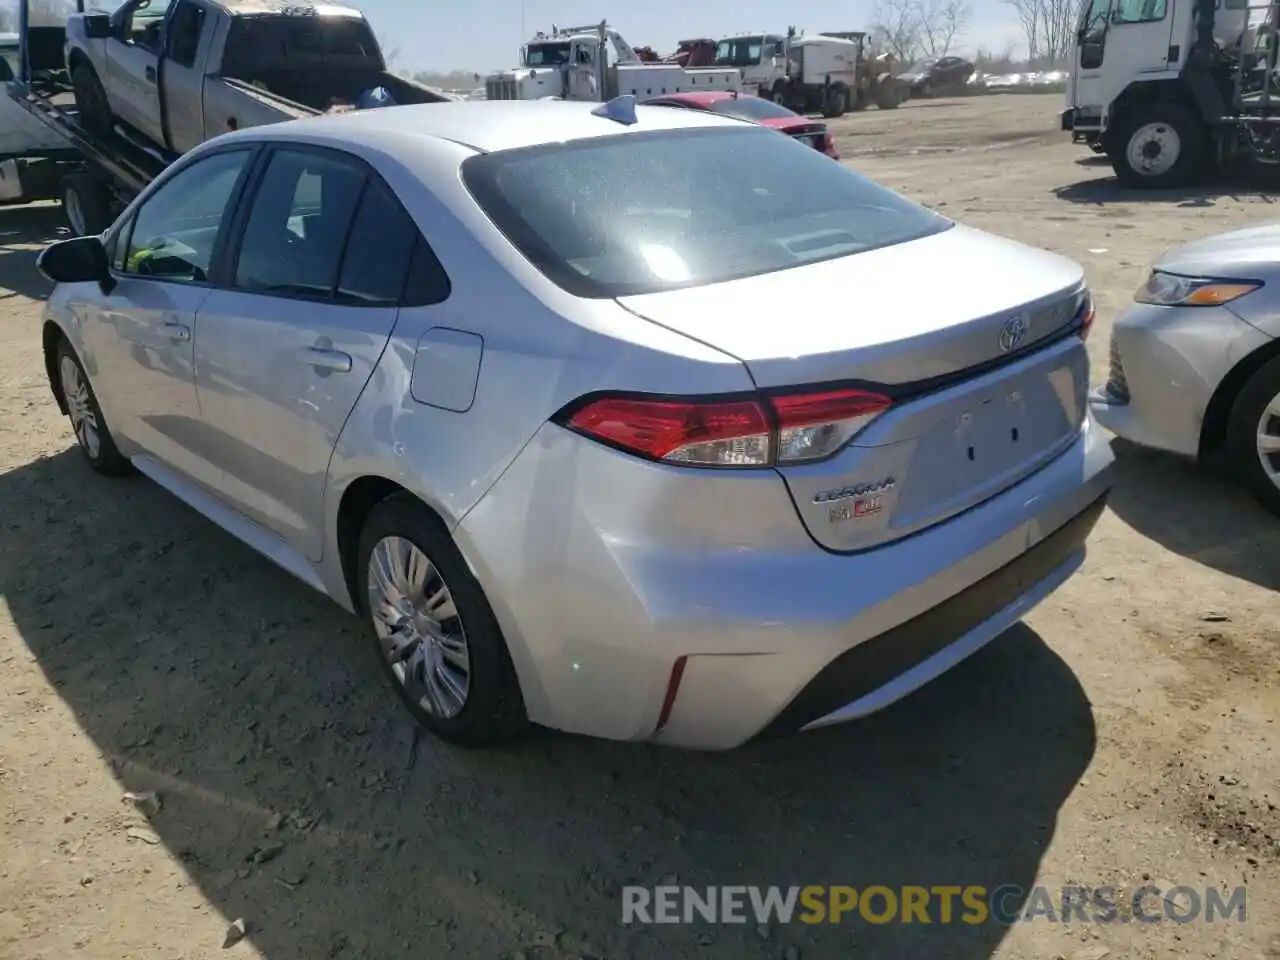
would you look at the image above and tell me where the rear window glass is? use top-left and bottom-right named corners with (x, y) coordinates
top-left (461, 127), bottom-right (950, 298)
top-left (709, 96), bottom-right (798, 122)
top-left (223, 14), bottom-right (380, 74)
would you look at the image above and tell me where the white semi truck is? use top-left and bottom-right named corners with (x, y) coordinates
top-left (1062, 0), bottom-right (1280, 186)
top-left (484, 22), bottom-right (741, 101)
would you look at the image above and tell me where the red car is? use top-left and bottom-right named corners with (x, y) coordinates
top-left (643, 91), bottom-right (839, 159)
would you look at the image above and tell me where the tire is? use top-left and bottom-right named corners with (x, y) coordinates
top-left (54, 338), bottom-right (133, 476)
top-left (357, 493), bottom-right (528, 748)
top-left (822, 84), bottom-right (847, 118)
top-left (874, 78), bottom-right (904, 110)
top-left (60, 173), bottom-right (114, 237)
top-left (1224, 354), bottom-right (1280, 517)
top-left (769, 81), bottom-right (787, 106)
top-left (1108, 102), bottom-right (1206, 189)
top-left (71, 61), bottom-right (113, 139)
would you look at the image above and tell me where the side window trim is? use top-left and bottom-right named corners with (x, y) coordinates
top-left (109, 144), bottom-right (260, 287)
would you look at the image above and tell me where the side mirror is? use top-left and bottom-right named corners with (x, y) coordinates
top-left (37, 236), bottom-right (113, 288)
top-left (83, 14), bottom-right (113, 39)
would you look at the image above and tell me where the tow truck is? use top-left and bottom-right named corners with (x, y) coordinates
top-left (484, 22), bottom-right (741, 101)
top-left (1062, 0), bottom-right (1280, 186)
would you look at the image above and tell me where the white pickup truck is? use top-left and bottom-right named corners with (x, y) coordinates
top-left (64, 0), bottom-right (449, 156)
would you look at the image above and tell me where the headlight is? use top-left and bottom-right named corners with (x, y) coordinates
top-left (1135, 271), bottom-right (1262, 307)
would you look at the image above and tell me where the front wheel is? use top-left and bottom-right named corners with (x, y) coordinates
top-left (1108, 103), bottom-right (1206, 188)
top-left (71, 62), bottom-right (113, 139)
top-left (357, 494), bottom-right (528, 748)
top-left (1225, 354), bottom-right (1280, 517)
top-left (55, 339), bottom-right (132, 476)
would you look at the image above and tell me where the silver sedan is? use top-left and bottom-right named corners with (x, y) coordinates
top-left (1090, 224), bottom-right (1280, 516)
top-left (35, 97), bottom-right (1111, 750)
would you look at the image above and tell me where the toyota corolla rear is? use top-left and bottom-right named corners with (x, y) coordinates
top-left (452, 116), bottom-right (1113, 750)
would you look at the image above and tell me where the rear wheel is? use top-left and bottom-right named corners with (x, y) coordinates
top-left (357, 494), bottom-right (528, 747)
top-left (71, 62), bottom-right (113, 139)
top-left (874, 77), bottom-right (905, 110)
top-left (60, 173), bottom-right (113, 236)
top-left (1225, 354), bottom-right (1280, 517)
top-left (1108, 102), bottom-right (1205, 188)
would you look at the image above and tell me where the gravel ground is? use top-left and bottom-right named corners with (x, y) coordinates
top-left (1, 93), bottom-right (1278, 960)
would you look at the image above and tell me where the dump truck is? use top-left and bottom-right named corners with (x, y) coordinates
top-left (484, 22), bottom-right (741, 101)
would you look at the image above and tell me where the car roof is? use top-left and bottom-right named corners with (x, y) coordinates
top-left (218, 98), bottom-right (749, 154)
top-left (652, 91), bottom-right (737, 107)
top-left (211, 0), bottom-right (365, 18)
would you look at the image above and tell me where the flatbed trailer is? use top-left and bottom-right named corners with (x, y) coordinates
top-left (4, 0), bottom-right (178, 234)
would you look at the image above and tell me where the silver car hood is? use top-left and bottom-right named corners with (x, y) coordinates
top-left (617, 224), bottom-right (1084, 388)
top-left (1156, 222), bottom-right (1280, 279)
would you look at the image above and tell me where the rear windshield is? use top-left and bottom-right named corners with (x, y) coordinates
top-left (461, 126), bottom-right (950, 298)
top-left (222, 14), bottom-right (381, 75)
top-left (709, 96), bottom-right (798, 122)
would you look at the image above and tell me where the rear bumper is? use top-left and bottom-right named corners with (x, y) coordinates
top-left (757, 491), bottom-right (1105, 738)
top-left (458, 414), bottom-right (1113, 750)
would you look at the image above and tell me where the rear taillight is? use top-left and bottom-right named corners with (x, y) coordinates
top-left (559, 388), bottom-right (893, 468)
top-left (1078, 293), bottom-right (1096, 341)
top-left (822, 131), bottom-right (836, 156)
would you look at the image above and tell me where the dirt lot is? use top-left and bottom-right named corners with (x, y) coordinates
top-left (1, 92), bottom-right (1279, 960)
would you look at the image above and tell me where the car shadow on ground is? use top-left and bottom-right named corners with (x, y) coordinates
top-left (1106, 439), bottom-right (1280, 592)
top-left (1053, 165), bottom-right (1280, 208)
top-left (0, 447), bottom-right (1098, 960)
top-left (0, 204), bottom-right (66, 302)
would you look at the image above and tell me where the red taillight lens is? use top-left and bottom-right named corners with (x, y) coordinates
top-left (1078, 294), bottom-right (1096, 341)
top-left (822, 132), bottom-right (836, 155)
top-left (565, 396), bottom-right (772, 465)
top-left (561, 388), bottom-right (893, 467)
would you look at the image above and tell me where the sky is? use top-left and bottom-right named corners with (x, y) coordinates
top-left (351, 0), bottom-right (1030, 74)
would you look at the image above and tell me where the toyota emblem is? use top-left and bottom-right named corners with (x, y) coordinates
top-left (999, 314), bottom-right (1029, 353)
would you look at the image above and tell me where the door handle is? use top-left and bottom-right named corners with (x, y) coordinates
top-left (145, 65), bottom-right (156, 83)
top-left (163, 321), bottom-right (191, 342)
top-left (297, 346), bottom-right (353, 373)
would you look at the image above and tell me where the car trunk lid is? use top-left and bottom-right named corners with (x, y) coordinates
top-left (616, 224), bottom-right (1090, 550)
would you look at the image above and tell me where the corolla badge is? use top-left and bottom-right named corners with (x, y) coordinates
top-left (815, 477), bottom-right (897, 523)
top-left (999, 314), bottom-right (1029, 353)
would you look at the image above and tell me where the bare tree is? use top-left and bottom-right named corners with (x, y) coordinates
top-left (919, 0), bottom-right (973, 56)
top-left (1006, 0), bottom-right (1076, 65)
top-left (874, 0), bottom-right (973, 62)
top-left (872, 0), bottom-right (925, 63)
top-left (1006, 0), bottom-right (1043, 60)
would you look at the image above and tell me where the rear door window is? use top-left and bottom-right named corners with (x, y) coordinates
top-left (232, 148), bottom-right (365, 299)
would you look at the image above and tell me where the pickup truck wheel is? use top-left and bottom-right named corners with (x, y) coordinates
top-left (71, 63), bottom-right (113, 138)
top-left (1108, 103), bottom-right (1205, 188)
top-left (61, 174), bottom-right (113, 236)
